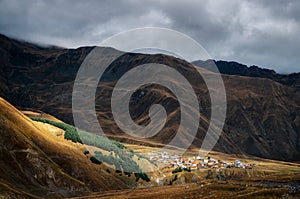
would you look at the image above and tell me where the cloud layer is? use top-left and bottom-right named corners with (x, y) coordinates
top-left (0, 0), bottom-right (299, 73)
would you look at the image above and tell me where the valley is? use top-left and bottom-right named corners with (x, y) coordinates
top-left (0, 97), bottom-right (299, 198)
top-left (0, 33), bottom-right (300, 198)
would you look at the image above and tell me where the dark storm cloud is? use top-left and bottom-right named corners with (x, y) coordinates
top-left (0, 0), bottom-right (299, 73)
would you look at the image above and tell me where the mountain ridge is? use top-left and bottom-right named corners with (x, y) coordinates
top-left (0, 33), bottom-right (299, 162)
top-left (193, 60), bottom-right (300, 91)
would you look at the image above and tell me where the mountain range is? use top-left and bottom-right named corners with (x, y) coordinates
top-left (0, 33), bottom-right (299, 162)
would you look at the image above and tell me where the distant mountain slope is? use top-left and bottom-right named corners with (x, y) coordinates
top-left (193, 60), bottom-right (300, 91)
top-left (0, 97), bottom-right (134, 198)
top-left (0, 33), bottom-right (299, 162)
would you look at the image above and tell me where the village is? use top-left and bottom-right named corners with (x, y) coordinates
top-left (147, 151), bottom-right (256, 171)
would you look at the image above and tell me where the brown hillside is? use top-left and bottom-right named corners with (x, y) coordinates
top-left (0, 33), bottom-right (299, 161)
top-left (0, 97), bottom-right (132, 198)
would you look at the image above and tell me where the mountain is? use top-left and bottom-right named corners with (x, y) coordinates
top-left (0, 97), bottom-right (141, 198)
top-left (2, 98), bottom-right (300, 199)
top-left (193, 60), bottom-right (300, 91)
top-left (0, 33), bottom-right (299, 162)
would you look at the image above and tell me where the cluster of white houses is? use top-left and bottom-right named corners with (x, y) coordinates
top-left (147, 152), bottom-right (255, 170)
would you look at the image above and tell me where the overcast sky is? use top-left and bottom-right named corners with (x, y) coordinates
top-left (0, 0), bottom-right (299, 73)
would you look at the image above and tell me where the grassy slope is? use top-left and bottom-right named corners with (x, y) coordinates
top-left (29, 117), bottom-right (152, 181)
top-left (0, 97), bottom-right (133, 198)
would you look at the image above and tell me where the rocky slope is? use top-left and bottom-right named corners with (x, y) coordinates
top-left (0, 33), bottom-right (299, 161)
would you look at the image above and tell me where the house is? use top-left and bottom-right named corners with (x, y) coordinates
top-left (209, 158), bottom-right (219, 164)
top-left (192, 160), bottom-right (201, 167)
top-left (196, 156), bottom-right (203, 160)
top-left (235, 160), bottom-right (241, 167)
top-left (221, 162), bottom-right (230, 168)
top-left (207, 162), bottom-right (214, 167)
